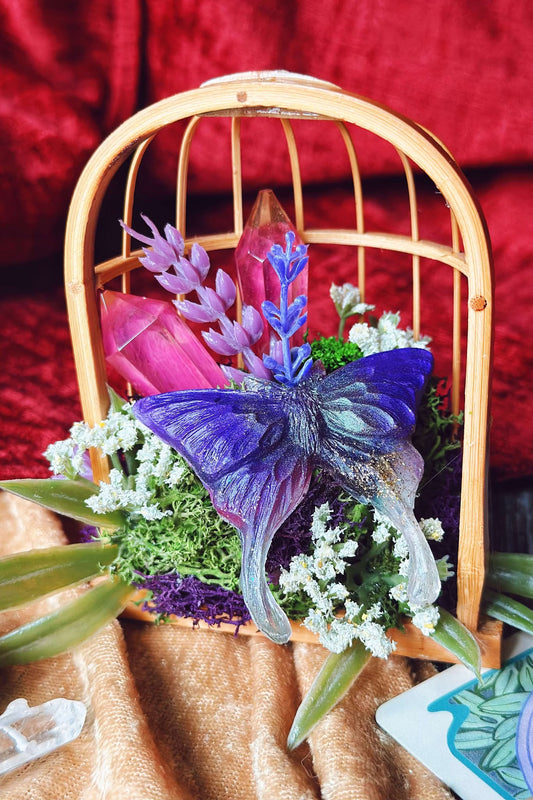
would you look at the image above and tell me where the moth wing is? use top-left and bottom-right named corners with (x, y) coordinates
top-left (134, 389), bottom-right (312, 643)
top-left (317, 348), bottom-right (434, 460)
top-left (316, 349), bottom-right (440, 606)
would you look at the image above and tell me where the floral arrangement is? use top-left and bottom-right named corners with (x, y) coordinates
top-left (1, 191), bottom-right (533, 748)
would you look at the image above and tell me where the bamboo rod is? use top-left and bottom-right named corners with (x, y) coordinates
top-left (280, 118), bottom-right (304, 231)
top-left (94, 231), bottom-right (469, 287)
top-left (396, 151), bottom-right (420, 338)
top-left (123, 596), bottom-right (502, 668)
top-left (335, 121), bottom-right (365, 299)
top-left (451, 212), bottom-right (463, 419)
top-left (176, 116), bottom-right (201, 235)
top-left (231, 117), bottom-right (243, 237)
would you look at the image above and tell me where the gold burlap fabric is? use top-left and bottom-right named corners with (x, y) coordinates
top-left (0, 493), bottom-right (454, 800)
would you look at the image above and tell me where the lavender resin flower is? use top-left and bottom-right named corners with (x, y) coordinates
top-left (123, 215), bottom-right (272, 381)
top-left (121, 215), bottom-right (209, 293)
top-left (175, 270), bottom-right (236, 323)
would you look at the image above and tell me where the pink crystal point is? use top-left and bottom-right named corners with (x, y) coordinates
top-left (100, 290), bottom-right (228, 395)
top-left (234, 190), bottom-right (308, 354)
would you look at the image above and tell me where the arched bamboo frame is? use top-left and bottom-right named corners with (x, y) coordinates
top-left (65, 73), bottom-right (497, 665)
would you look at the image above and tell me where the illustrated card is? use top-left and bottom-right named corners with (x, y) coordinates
top-left (376, 634), bottom-right (533, 800)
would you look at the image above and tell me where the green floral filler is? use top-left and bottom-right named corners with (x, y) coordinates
top-left (275, 499), bottom-right (453, 656)
top-left (45, 394), bottom-right (242, 592)
top-left (111, 473), bottom-right (242, 591)
top-left (41, 287), bottom-right (460, 657)
top-left (413, 377), bottom-right (462, 481)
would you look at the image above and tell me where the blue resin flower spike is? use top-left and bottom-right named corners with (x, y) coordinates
top-left (134, 234), bottom-right (440, 643)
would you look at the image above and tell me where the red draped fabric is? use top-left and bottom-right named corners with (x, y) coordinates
top-left (1, 0), bottom-right (532, 484)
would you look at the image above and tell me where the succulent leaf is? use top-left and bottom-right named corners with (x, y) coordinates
top-left (287, 639), bottom-right (371, 749)
top-left (484, 589), bottom-right (533, 636)
top-left (0, 543), bottom-right (118, 610)
top-left (430, 607), bottom-right (482, 679)
top-left (487, 553), bottom-right (533, 599)
top-left (0, 577), bottom-right (134, 666)
top-left (0, 479), bottom-right (125, 529)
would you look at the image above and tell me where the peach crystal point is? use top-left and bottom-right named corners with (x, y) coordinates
top-left (100, 290), bottom-right (228, 395)
top-left (234, 190), bottom-right (308, 354)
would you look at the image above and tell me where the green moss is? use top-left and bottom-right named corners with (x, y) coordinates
top-left (104, 467), bottom-right (243, 591)
top-left (309, 336), bottom-right (363, 373)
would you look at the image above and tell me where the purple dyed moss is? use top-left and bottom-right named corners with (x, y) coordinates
top-left (79, 525), bottom-right (99, 542)
top-left (135, 572), bottom-right (252, 631)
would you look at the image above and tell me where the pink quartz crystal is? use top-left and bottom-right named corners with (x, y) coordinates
top-left (100, 290), bottom-right (227, 396)
top-left (234, 190), bottom-right (308, 354)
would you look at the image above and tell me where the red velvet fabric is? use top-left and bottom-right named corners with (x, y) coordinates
top-left (0, 1), bottom-right (532, 484)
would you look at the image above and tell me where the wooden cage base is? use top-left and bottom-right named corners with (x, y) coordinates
top-left (122, 595), bottom-right (502, 670)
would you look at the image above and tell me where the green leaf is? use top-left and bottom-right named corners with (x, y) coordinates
top-left (430, 607), bottom-right (482, 679)
top-left (480, 693), bottom-right (530, 716)
top-left (287, 639), bottom-right (372, 750)
top-left (484, 590), bottom-right (533, 637)
top-left (0, 543), bottom-right (118, 610)
top-left (454, 689), bottom-right (485, 711)
top-left (494, 716), bottom-right (519, 741)
top-left (107, 385), bottom-right (126, 413)
top-left (455, 728), bottom-right (497, 750)
top-left (496, 766), bottom-right (528, 790)
top-left (458, 715), bottom-right (493, 731)
top-left (0, 479), bottom-right (125, 529)
top-left (495, 664), bottom-right (521, 696)
top-left (519, 658), bottom-right (533, 692)
top-left (487, 553), bottom-right (533, 599)
top-left (480, 736), bottom-right (517, 770)
top-left (0, 577), bottom-right (134, 666)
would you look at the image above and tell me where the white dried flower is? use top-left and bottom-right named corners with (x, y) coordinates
top-left (411, 606), bottom-right (440, 636)
top-left (138, 504), bottom-right (171, 521)
top-left (357, 620), bottom-right (395, 658)
top-left (319, 617), bottom-right (357, 653)
top-left (344, 599), bottom-right (362, 621)
top-left (389, 582), bottom-right (408, 603)
top-left (85, 469), bottom-right (135, 513)
top-left (393, 534), bottom-right (410, 560)
top-left (377, 311), bottom-right (401, 334)
top-left (348, 322), bottom-right (380, 355)
top-left (420, 517), bottom-right (445, 542)
top-left (372, 521), bottom-right (392, 544)
top-left (398, 557), bottom-right (410, 578)
top-left (166, 461), bottom-right (187, 486)
top-left (348, 309), bottom-right (431, 356)
top-left (304, 608), bottom-right (329, 637)
top-left (44, 439), bottom-right (77, 478)
top-left (330, 282), bottom-right (375, 318)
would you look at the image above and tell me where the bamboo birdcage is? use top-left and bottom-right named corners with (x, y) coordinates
top-left (64, 71), bottom-right (500, 667)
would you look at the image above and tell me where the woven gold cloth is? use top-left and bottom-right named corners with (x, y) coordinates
top-left (0, 493), bottom-right (453, 799)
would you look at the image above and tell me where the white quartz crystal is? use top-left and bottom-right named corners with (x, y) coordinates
top-left (0, 697), bottom-right (86, 775)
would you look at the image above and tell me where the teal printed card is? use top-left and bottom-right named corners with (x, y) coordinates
top-left (376, 634), bottom-right (533, 800)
